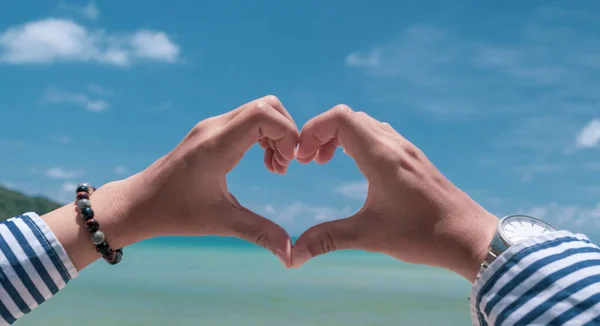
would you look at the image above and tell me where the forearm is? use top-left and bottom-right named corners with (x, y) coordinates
top-left (470, 231), bottom-right (600, 325)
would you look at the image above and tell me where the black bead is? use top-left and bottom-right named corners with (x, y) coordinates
top-left (85, 220), bottom-right (99, 233)
top-left (81, 207), bottom-right (94, 220)
top-left (107, 250), bottom-right (123, 265)
top-left (76, 185), bottom-right (91, 194)
top-left (96, 242), bottom-right (111, 255)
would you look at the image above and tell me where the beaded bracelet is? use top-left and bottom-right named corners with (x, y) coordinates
top-left (74, 182), bottom-right (123, 265)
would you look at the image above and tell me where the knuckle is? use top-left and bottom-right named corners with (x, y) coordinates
top-left (250, 229), bottom-right (269, 249)
top-left (188, 116), bottom-right (222, 140)
top-left (355, 111), bottom-right (368, 118)
top-left (404, 144), bottom-right (422, 160)
top-left (247, 223), bottom-right (282, 253)
top-left (263, 95), bottom-right (282, 107)
top-left (247, 102), bottom-right (271, 120)
top-left (196, 135), bottom-right (220, 155)
top-left (307, 229), bottom-right (336, 256)
top-left (190, 120), bottom-right (210, 136)
top-left (331, 104), bottom-right (352, 119)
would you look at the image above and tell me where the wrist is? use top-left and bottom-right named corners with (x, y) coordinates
top-left (459, 209), bottom-right (498, 283)
top-left (92, 177), bottom-right (154, 249)
top-left (438, 204), bottom-right (498, 283)
top-left (42, 177), bottom-right (154, 270)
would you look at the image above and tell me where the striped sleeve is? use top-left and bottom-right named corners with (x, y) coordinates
top-left (470, 230), bottom-right (600, 326)
top-left (0, 212), bottom-right (78, 325)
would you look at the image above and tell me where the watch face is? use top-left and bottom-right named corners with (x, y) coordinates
top-left (499, 215), bottom-right (556, 246)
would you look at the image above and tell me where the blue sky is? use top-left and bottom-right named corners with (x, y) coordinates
top-left (0, 1), bottom-right (599, 238)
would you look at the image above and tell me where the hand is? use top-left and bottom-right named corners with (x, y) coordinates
top-left (291, 105), bottom-right (499, 281)
top-left (46, 96), bottom-right (298, 269)
top-left (132, 95), bottom-right (298, 265)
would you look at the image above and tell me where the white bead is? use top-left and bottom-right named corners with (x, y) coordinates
top-left (76, 199), bottom-right (91, 211)
top-left (91, 231), bottom-right (105, 245)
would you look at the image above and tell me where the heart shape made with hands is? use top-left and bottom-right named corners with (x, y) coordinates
top-left (148, 95), bottom-right (497, 281)
top-left (233, 96), bottom-right (495, 281)
top-left (236, 96), bottom-right (368, 267)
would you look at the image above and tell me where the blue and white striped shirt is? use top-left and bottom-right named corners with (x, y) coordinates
top-left (0, 213), bottom-right (599, 325)
top-left (0, 213), bottom-right (77, 325)
top-left (470, 230), bottom-right (600, 325)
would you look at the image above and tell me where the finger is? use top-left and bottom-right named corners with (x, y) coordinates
top-left (222, 204), bottom-right (293, 268)
top-left (222, 95), bottom-right (297, 130)
top-left (271, 152), bottom-right (287, 174)
top-left (314, 138), bottom-right (338, 164)
top-left (296, 151), bottom-right (318, 164)
top-left (263, 95), bottom-right (297, 130)
top-left (291, 216), bottom-right (360, 268)
top-left (264, 148), bottom-right (275, 172)
top-left (266, 140), bottom-right (288, 173)
top-left (259, 138), bottom-right (270, 149)
top-left (273, 148), bottom-right (288, 167)
top-left (221, 100), bottom-right (299, 165)
top-left (297, 105), bottom-right (381, 179)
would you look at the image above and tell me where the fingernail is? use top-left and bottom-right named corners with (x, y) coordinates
top-left (291, 249), bottom-right (311, 268)
top-left (275, 250), bottom-right (289, 268)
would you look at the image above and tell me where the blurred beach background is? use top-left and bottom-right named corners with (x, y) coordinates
top-left (18, 237), bottom-right (472, 326)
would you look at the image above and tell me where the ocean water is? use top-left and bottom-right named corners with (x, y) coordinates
top-left (18, 237), bottom-right (473, 325)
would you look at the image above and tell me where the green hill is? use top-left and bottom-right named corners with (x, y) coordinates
top-left (0, 185), bottom-right (62, 221)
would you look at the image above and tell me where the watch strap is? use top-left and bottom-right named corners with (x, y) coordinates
top-left (476, 224), bottom-right (508, 280)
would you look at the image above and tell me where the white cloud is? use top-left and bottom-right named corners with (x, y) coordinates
top-left (493, 116), bottom-right (580, 154)
top-left (346, 49), bottom-right (381, 68)
top-left (60, 1), bottom-right (99, 21)
top-left (263, 202), bottom-right (354, 223)
top-left (0, 19), bottom-right (180, 66)
top-left (41, 87), bottom-right (109, 112)
top-left (336, 181), bottom-right (368, 200)
top-left (345, 25), bottom-right (451, 86)
top-left (264, 204), bottom-right (275, 214)
top-left (46, 167), bottom-right (84, 179)
top-left (515, 163), bottom-right (566, 183)
top-left (62, 182), bottom-right (77, 192)
top-left (131, 31), bottom-right (179, 63)
top-left (519, 203), bottom-right (600, 231)
top-left (0, 181), bottom-right (79, 204)
top-left (114, 165), bottom-right (127, 174)
top-left (54, 182), bottom-right (78, 203)
top-left (576, 119), bottom-right (600, 148)
top-left (48, 135), bottom-right (72, 144)
top-left (87, 84), bottom-right (114, 96)
top-left (345, 9), bottom-right (600, 121)
top-left (81, 2), bottom-right (99, 20)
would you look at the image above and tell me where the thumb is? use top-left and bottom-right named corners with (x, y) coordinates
top-left (221, 200), bottom-right (292, 268)
top-left (291, 216), bottom-right (360, 268)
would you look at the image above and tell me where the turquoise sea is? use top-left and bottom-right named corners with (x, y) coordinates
top-left (18, 237), bottom-right (473, 325)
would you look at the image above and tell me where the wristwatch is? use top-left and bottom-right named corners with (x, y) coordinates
top-left (477, 214), bottom-right (556, 279)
